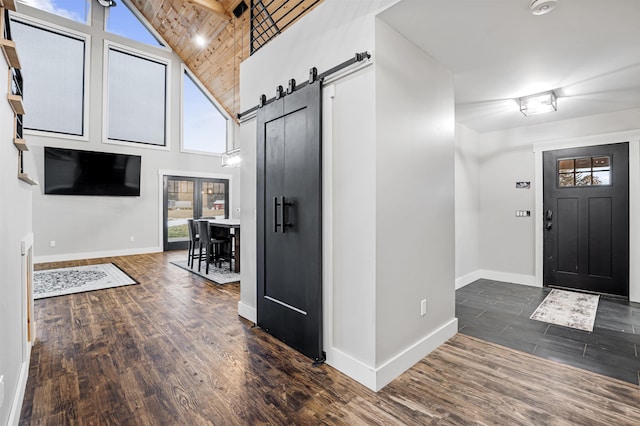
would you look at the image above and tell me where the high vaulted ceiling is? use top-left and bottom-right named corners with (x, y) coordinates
top-left (380, 0), bottom-right (640, 133)
top-left (129, 0), bottom-right (323, 122)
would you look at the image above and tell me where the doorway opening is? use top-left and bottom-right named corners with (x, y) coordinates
top-left (163, 176), bottom-right (229, 251)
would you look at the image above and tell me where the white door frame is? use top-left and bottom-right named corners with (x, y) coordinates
top-left (533, 130), bottom-right (640, 302)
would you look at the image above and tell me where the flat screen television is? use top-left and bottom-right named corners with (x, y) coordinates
top-left (44, 147), bottom-right (141, 196)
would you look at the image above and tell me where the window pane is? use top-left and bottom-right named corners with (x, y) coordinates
top-left (575, 158), bottom-right (592, 172)
top-left (558, 159), bottom-right (574, 173)
top-left (183, 70), bottom-right (227, 154)
top-left (11, 20), bottom-right (85, 135)
top-left (593, 171), bottom-right (610, 185)
top-left (559, 173), bottom-right (574, 187)
top-left (592, 156), bottom-right (610, 171)
top-left (575, 172), bottom-right (592, 186)
top-left (19, 0), bottom-right (89, 24)
top-left (106, 1), bottom-right (163, 47)
top-left (107, 48), bottom-right (166, 145)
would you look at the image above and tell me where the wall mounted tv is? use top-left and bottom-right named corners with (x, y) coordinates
top-left (44, 147), bottom-right (141, 196)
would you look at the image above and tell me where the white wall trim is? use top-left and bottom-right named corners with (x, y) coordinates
top-left (479, 269), bottom-right (538, 287)
top-left (237, 301), bottom-right (256, 323)
top-left (34, 246), bottom-right (161, 264)
top-left (326, 318), bottom-right (458, 392)
top-left (322, 83), bottom-right (336, 368)
top-left (7, 346), bottom-right (31, 426)
top-left (533, 133), bottom-right (640, 302)
top-left (455, 270), bottom-right (483, 289)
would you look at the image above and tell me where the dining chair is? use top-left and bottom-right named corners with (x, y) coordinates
top-left (211, 225), bottom-right (234, 272)
top-left (186, 219), bottom-right (199, 268)
top-left (197, 220), bottom-right (228, 274)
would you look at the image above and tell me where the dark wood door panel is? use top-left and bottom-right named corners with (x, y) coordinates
top-left (543, 143), bottom-right (628, 297)
top-left (257, 82), bottom-right (323, 362)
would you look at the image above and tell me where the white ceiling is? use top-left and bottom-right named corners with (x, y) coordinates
top-left (379, 0), bottom-right (640, 133)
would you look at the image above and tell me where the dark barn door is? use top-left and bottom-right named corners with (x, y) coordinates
top-left (543, 143), bottom-right (629, 297)
top-left (256, 82), bottom-right (323, 362)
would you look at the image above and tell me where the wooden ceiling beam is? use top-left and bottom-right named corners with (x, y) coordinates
top-left (191, 0), bottom-right (230, 19)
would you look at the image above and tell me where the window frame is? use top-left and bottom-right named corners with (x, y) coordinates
top-left (104, 0), bottom-right (170, 53)
top-left (179, 64), bottom-right (232, 157)
top-left (102, 39), bottom-right (171, 151)
top-left (11, 13), bottom-right (91, 141)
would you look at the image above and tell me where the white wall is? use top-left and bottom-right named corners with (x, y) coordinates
top-left (474, 108), bottom-right (640, 301)
top-left (374, 18), bottom-right (456, 369)
top-left (16, 3), bottom-right (240, 262)
top-left (455, 124), bottom-right (480, 286)
top-left (0, 52), bottom-right (34, 424)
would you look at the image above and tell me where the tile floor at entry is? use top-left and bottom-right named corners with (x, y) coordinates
top-left (456, 279), bottom-right (640, 385)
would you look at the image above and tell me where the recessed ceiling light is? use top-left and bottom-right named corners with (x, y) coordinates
top-left (529, 0), bottom-right (557, 16)
top-left (195, 35), bottom-right (207, 47)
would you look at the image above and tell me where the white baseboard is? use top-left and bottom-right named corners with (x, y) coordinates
top-left (238, 301), bottom-right (256, 323)
top-left (455, 269), bottom-right (538, 289)
top-left (7, 343), bottom-right (31, 426)
top-left (326, 318), bottom-right (458, 392)
top-left (34, 246), bottom-right (162, 264)
top-left (455, 270), bottom-right (483, 289)
top-left (480, 269), bottom-right (538, 287)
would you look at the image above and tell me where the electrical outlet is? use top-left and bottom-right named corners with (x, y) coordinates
top-left (420, 299), bottom-right (427, 317)
top-left (50, 240), bottom-right (56, 247)
top-left (130, 236), bottom-right (135, 242)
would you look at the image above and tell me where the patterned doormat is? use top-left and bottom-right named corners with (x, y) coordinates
top-left (34, 263), bottom-right (138, 299)
top-left (171, 260), bottom-right (240, 284)
top-left (530, 289), bottom-right (600, 332)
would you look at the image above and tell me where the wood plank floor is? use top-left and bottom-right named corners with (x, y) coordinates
top-left (20, 252), bottom-right (640, 425)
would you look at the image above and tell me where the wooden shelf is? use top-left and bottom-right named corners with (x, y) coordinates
top-left (8, 93), bottom-right (24, 114)
top-left (14, 138), bottom-right (27, 151)
top-left (18, 173), bottom-right (38, 186)
top-left (0, 39), bottom-right (21, 69)
top-left (0, 0), bottom-right (17, 12)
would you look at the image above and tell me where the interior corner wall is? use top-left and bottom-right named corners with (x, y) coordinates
top-left (0, 53), bottom-right (33, 424)
top-left (373, 17), bottom-right (457, 386)
top-left (17, 4), bottom-right (240, 263)
top-left (455, 123), bottom-right (481, 286)
top-left (239, 0), bottom-right (397, 381)
top-left (477, 108), bottom-right (640, 291)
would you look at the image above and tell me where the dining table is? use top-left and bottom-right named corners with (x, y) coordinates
top-left (208, 218), bottom-right (241, 273)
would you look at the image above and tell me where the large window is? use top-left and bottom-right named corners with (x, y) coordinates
top-left (106, 0), bottom-right (164, 47)
top-left (105, 44), bottom-right (168, 146)
top-left (19, 0), bottom-right (90, 25)
top-left (10, 18), bottom-right (87, 137)
top-left (182, 68), bottom-right (228, 154)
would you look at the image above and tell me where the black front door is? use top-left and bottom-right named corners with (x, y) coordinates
top-left (256, 82), bottom-right (323, 362)
top-left (543, 143), bottom-right (629, 297)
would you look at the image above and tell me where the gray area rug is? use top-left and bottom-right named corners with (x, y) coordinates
top-left (530, 289), bottom-right (599, 332)
top-left (34, 263), bottom-right (138, 299)
top-left (171, 259), bottom-right (240, 284)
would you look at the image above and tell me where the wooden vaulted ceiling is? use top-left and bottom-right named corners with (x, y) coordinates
top-left (129, 0), bottom-right (323, 121)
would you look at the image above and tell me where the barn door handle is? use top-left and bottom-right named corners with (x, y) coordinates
top-left (273, 197), bottom-right (281, 232)
top-left (281, 196), bottom-right (292, 233)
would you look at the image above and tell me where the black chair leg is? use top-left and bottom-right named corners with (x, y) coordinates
top-left (187, 241), bottom-right (192, 268)
top-left (198, 243), bottom-right (203, 272)
top-left (206, 243), bottom-right (211, 274)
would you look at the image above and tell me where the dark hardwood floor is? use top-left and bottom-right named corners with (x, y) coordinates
top-left (457, 279), bottom-right (640, 385)
top-left (20, 252), bottom-right (640, 425)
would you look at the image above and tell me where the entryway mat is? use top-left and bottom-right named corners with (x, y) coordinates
top-left (530, 289), bottom-right (599, 332)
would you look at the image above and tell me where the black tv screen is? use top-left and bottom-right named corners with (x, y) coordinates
top-left (44, 147), bottom-right (141, 196)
